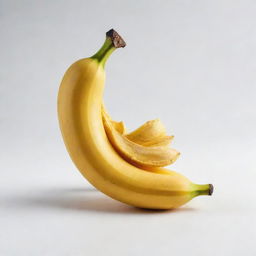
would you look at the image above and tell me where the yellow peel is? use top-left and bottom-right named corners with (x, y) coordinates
top-left (102, 109), bottom-right (180, 168)
top-left (125, 119), bottom-right (174, 147)
top-left (141, 135), bottom-right (174, 147)
top-left (102, 105), bottom-right (173, 147)
top-left (111, 120), bottom-right (126, 134)
top-left (126, 119), bottom-right (165, 141)
top-left (101, 105), bottom-right (126, 134)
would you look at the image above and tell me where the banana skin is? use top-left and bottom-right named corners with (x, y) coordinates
top-left (57, 29), bottom-right (213, 209)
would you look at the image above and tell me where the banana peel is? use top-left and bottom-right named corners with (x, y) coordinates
top-left (102, 106), bottom-right (180, 168)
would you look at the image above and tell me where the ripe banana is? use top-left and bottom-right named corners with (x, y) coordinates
top-left (57, 29), bottom-right (213, 209)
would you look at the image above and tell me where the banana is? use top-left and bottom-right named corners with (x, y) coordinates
top-left (57, 29), bottom-right (213, 209)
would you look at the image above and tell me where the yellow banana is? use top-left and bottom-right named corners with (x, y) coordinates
top-left (57, 29), bottom-right (213, 209)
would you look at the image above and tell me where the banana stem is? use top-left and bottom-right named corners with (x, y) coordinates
top-left (91, 38), bottom-right (115, 67)
top-left (91, 29), bottom-right (126, 67)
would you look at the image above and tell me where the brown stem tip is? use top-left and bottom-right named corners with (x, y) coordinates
top-left (209, 184), bottom-right (214, 195)
top-left (106, 29), bottom-right (126, 48)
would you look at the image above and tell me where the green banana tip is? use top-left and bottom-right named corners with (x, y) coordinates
top-left (192, 183), bottom-right (214, 197)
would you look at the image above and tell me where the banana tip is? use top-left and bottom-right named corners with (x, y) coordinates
top-left (209, 184), bottom-right (214, 196)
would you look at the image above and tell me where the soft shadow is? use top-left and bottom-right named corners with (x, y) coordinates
top-left (50, 187), bottom-right (97, 193)
top-left (8, 187), bottom-right (195, 215)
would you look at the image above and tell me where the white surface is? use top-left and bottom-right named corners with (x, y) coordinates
top-left (1, 0), bottom-right (256, 255)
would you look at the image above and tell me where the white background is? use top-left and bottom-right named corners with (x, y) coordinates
top-left (1, 0), bottom-right (256, 255)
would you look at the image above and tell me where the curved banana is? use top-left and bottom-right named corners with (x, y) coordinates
top-left (57, 29), bottom-right (213, 209)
